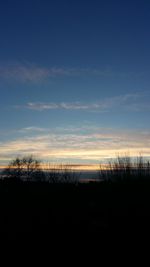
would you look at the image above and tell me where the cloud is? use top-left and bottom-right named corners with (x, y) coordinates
top-left (0, 126), bottom-right (150, 166)
top-left (0, 62), bottom-right (134, 83)
top-left (19, 127), bottom-right (47, 133)
top-left (26, 102), bottom-right (98, 111)
top-left (0, 63), bottom-right (49, 82)
top-left (19, 93), bottom-right (140, 112)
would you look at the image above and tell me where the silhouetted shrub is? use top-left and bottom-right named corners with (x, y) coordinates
top-left (99, 154), bottom-right (150, 183)
top-left (45, 163), bottom-right (79, 184)
top-left (44, 163), bottom-right (61, 183)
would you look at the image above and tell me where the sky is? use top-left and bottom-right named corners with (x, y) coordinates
top-left (0, 0), bottom-right (150, 168)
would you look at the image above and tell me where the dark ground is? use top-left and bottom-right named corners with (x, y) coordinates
top-left (1, 179), bottom-right (150, 239)
top-left (1, 180), bottom-right (149, 267)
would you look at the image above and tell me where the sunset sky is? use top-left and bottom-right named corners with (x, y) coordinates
top-left (0, 0), bottom-right (150, 168)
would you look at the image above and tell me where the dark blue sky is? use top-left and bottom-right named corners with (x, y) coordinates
top-left (1, 0), bottom-right (150, 68)
top-left (0, 0), bottom-right (150, 166)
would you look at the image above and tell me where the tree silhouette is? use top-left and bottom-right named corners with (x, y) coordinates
top-left (2, 155), bottom-right (45, 181)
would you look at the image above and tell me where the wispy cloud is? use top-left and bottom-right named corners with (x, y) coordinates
top-left (0, 62), bottom-right (136, 83)
top-left (0, 63), bottom-right (49, 82)
top-left (25, 102), bottom-right (105, 111)
top-left (18, 126), bottom-right (47, 133)
top-left (18, 93), bottom-right (140, 112)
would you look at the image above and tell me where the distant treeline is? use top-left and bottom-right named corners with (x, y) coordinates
top-left (1, 154), bottom-right (150, 183)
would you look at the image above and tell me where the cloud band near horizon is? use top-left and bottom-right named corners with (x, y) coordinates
top-left (0, 126), bottom-right (150, 167)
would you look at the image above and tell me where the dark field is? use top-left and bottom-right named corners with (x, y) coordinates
top-left (1, 179), bottom-right (150, 245)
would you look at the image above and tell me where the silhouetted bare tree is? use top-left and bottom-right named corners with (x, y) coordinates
top-left (2, 155), bottom-right (45, 181)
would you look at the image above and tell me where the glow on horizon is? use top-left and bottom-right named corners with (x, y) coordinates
top-left (0, 126), bottom-right (150, 169)
top-left (0, 163), bottom-right (101, 171)
top-left (0, 148), bottom-right (150, 171)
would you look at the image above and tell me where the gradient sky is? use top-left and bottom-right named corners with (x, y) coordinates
top-left (0, 0), bottom-right (150, 167)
